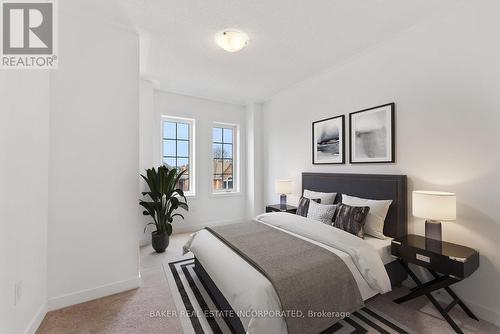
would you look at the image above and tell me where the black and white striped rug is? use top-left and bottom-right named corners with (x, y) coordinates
top-left (164, 258), bottom-right (415, 334)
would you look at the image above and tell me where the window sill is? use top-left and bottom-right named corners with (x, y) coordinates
top-left (182, 192), bottom-right (197, 199)
top-left (210, 191), bottom-right (242, 198)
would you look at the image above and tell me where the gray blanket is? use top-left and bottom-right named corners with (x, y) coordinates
top-left (206, 221), bottom-right (363, 334)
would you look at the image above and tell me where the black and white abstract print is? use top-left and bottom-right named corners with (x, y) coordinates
top-left (350, 103), bottom-right (395, 163)
top-left (312, 115), bottom-right (345, 164)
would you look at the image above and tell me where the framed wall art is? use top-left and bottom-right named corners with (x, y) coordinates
top-left (349, 103), bottom-right (395, 163)
top-left (312, 115), bottom-right (345, 164)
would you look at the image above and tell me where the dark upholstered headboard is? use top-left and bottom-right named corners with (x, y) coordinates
top-left (302, 173), bottom-right (407, 238)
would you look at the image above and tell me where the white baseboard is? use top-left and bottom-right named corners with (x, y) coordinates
top-left (468, 301), bottom-right (500, 326)
top-left (48, 275), bottom-right (142, 311)
top-left (25, 302), bottom-right (47, 334)
top-left (172, 217), bottom-right (247, 234)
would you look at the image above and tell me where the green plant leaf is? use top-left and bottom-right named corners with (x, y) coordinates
top-left (139, 201), bottom-right (157, 224)
top-left (165, 223), bottom-right (173, 236)
top-left (140, 165), bottom-right (189, 236)
top-left (143, 222), bottom-right (157, 233)
top-left (178, 202), bottom-right (189, 211)
top-left (170, 196), bottom-right (180, 207)
top-left (173, 188), bottom-right (187, 202)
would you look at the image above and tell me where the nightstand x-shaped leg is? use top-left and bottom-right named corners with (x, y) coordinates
top-left (393, 260), bottom-right (478, 334)
top-left (427, 269), bottom-right (479, 321)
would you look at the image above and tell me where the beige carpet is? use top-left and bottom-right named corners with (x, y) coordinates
top-left (36, 234), bottom-right (192, 334)
top-left (37, 233), bottom-right (500, 334)
top-left (369, 288), bottom-right (500, 334)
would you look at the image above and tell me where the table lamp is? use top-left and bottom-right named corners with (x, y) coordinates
top-left (413, 190), bottom-right (456, 241)
top-left (275, 180), bottom-right (292, 210)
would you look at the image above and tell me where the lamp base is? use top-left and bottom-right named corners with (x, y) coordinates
top-left (425, 220), bottom-right (442, 253)
top-left (425, 220), bottom-right (442, 241)
top-left (280, 194), bottom-right (287, 210)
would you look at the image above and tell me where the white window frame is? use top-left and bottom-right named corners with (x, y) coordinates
top-left (211, 122), bottom-right (240, 195)
top-left (160, 115), bottom-right (196, 197)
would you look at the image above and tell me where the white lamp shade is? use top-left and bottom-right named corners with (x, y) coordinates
top-left (275, 180), bottom-right (292, 194)
top-left (413, 191), bottom-right (456, 221)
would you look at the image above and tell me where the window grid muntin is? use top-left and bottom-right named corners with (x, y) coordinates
top-left (213, 126), bottom-right (234, 191)
top-left (162, 120), bottom-right (191, 191)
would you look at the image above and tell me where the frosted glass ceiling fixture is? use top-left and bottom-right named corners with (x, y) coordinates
top-left (215, 30), bottom-right (249, 52)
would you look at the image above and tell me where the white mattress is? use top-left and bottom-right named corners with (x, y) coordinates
top-left (363, 236), bottom-right (395, 265)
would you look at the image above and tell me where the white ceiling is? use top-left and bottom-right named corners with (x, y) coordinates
top-left (70, 0), bottom-right (462, 105)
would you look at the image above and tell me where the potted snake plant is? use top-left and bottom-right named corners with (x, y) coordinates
top-left (140, 166), bottom-right (189, 253)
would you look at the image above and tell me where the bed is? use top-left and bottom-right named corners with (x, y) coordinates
top-left (185, 173), bottom-right (408, 334)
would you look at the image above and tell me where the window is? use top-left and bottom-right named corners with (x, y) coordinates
top-left (212, 124), bottom-right (238, 193)
top-left (162, 117), bottom-right (195, 195)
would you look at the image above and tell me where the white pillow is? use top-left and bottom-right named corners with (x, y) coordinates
top-left (303, 189), bottom-right (337, 205)
top-left (341, 194), bottom-right (392, 239)
top-left (306, 200), bottom-right (338, 224)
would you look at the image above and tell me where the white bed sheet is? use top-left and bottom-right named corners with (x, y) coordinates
top-left (363, 236), bottom-right (395, 265)
top-left (184, 213), bottom-right (392, 334)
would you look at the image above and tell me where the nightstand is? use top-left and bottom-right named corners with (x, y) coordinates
top-left (391, 234), bottom-right (479, 334)
top-left (265, 204), bottom-right (297, 214)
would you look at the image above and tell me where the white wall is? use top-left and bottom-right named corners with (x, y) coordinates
top-left (47, 11), bottom-right (141, 310)
top-left (262, 0), bottom-right (500, 325)
top-left (145, 90), bottom-right (247, 233)
top-left (0, 72), bottom-right (49, 334)
top-left (246, 103), bottom-right (265, 218)
top-left (139, 79), bottom-right (156, 246)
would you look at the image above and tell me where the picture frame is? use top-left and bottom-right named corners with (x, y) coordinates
top-left (349, 103), bottom-right (395, 164)
top-left (312, 115), bottom-right (345, 164)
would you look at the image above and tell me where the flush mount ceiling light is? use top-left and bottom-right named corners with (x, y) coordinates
top-left (215, 30), bottom-right (249, 52)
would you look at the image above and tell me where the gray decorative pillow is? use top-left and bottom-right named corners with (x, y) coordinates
top-left (333, 203), bottom-right (370, 238)
top-left (306, 200), bottom-right (337, 224)
top-left (342, 194), bottom-right (392, 239)
top-left (296, 197), bottom-right (321, 217)
top-left (303, 189), bottom-right (337, 205)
